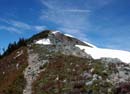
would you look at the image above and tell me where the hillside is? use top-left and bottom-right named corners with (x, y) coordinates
top-left (0, 30), bottom-right (130, 94)
top-left (0, 47), bottom-right (28, 94)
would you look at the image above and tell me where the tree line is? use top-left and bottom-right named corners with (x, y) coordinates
top-left (0, 38), bottom-right (27, 59)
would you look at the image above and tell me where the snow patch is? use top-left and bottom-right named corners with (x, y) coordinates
top-left (52, 31), bottom-right (75, 38)
top-left (64, 33), bottom-right (97, 48)
top-left (83, 41), bottom-right (97, 48)
top-left (52, 30), bottom-right (60, 35)
top-left (76, 45), bottom-right (130, 63)
top-left (64, 34), bottom-right (75, 38)
top-left (35, 38), bottom-right (52, 45)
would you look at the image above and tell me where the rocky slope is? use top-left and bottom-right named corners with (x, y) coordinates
top-left (0, 30), bottom-right (130, 94)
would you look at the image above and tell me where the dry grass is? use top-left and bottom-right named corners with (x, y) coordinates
top-left (0, 47), bottom-right (28, 94)
top-left (32, 55), bottom-right (90, 94)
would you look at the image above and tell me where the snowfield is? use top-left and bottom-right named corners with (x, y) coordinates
top-left (76, 45), bottom-right (130, 63)
top-left (35, 38), bottom-right (52, 45)
top-left (35, 31), bottom-right (130, 63)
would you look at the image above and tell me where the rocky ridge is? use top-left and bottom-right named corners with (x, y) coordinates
top-left (0, 30), bottom-right (130, 94)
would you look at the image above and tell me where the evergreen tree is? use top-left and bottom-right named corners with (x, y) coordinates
top-left (0, 53), bottom-right (2, 59)
top-left (1, 38), bottom-right (27, 58)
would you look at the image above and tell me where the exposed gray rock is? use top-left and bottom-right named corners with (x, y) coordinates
top-left (23, 50), bottom-right (48, 94)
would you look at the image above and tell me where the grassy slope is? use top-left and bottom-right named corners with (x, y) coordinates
top-left (0, 47), bottom-right (28, 94)
top-left (32, 55), bottom-right (115, 94)
top-left (31, 45), bottom-right (115, 94)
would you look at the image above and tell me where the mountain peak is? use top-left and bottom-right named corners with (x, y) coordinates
top-left (1, 29), bottom-right (130, 94)
top-left (28, 30), bottom-right (130, 63)
top-left (28, 30), bottom-right (92, 47)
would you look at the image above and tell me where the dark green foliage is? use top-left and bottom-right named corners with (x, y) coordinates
top-left (0, 53), bottom-right (2, 58)
top-left (0, 38), bottom-right (27, 59)
top-left (27, 30), bottom-right (51, 44)
top-left (17, 38), bottom-right (27, 47)
top-left (0, 30), bottom-right (50, 59)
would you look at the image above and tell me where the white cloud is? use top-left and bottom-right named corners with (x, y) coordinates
top-left (9, 20), bottom-right (31, 30)
top-left (40, 10), bottom-right (90, 30)
top-left (40, 0), bottom-right (114, 30)
top-left (41, 0), bottom-right (54, 9)
top-left (0, 19), bottom-right (31, 30)
top-left (40, 0), bottom-right (128, 51)
top-left (41, 0), bottom-right (113, 11)
top-left (58, 28), bottom-right (89, 42)
top-left (62, 9), bottom-right (91, 13)
top-left (41, 1), bottom-right (91, 29)
top-left (41, 0), bottom-right (91, 12)
top-left (0, 26), bottom-right (22, 34)
top-left (0, 18), bottom-right (46, 33)
top-left (40, 0), bottom-right (92, 43)
top-left (34, 26), bottom-right (46, 31)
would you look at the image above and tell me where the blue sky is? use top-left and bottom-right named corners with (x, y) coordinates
top-left (0, 0), bottom-right (130, 53)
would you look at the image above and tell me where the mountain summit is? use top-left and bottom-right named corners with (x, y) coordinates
top-left (29, 30), bottom-right (130, 63)
top-left (0, 30), bottom-right (130, 94)
top-left (27, 30), bottom-right (92, 47)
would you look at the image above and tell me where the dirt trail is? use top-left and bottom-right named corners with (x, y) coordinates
top-left (23, 50), bottom-right (48, 94)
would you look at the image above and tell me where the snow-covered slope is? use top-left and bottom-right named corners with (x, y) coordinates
top-left (35, 30), bottom-right (130, 63)
top-left (76, 45), bottom-right (130, 63)
top-left (35, 38), bottom-right (52, 45)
